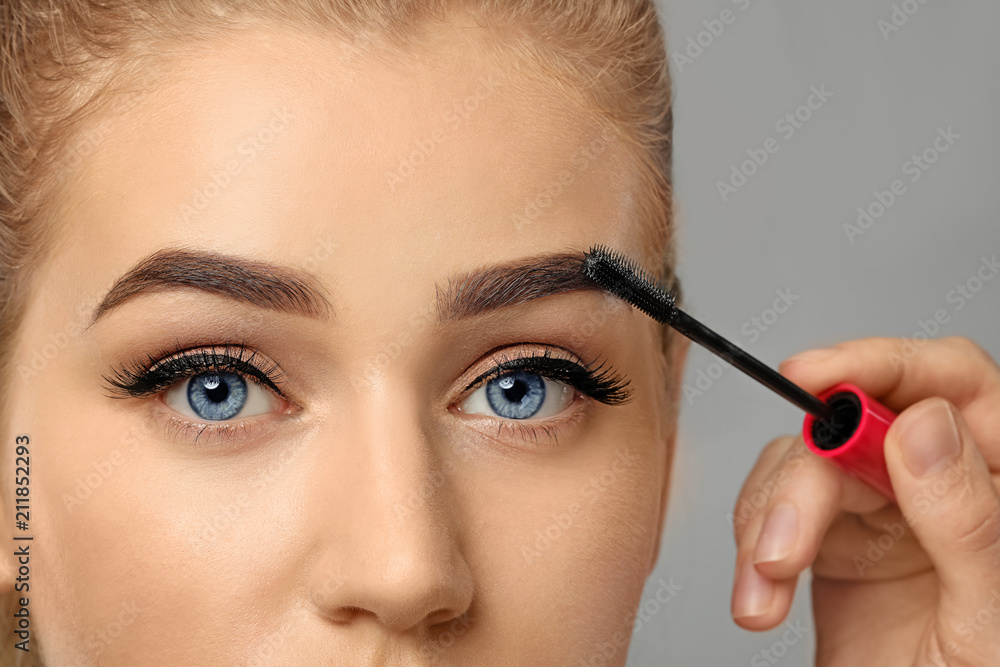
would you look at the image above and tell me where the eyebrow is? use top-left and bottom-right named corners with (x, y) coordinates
top-left (91, 248), bottom-right (659, 327)
top-left (436, 251), bottom-right (602, 320)
top-left (90, 248), bottom-right (332, 325)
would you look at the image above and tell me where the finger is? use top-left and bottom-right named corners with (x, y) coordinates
top-left (750, 443), bottom-right (888, 582)
top-left (779, 336), bottom-right (1000, 415)
top-left (885, 398), bottom-right (1000, 620)
top-left (731, 439), bottom-right (800, 628)
top-left (731, 501), bottom-right (799, 630)
top-left (731, 435), bottom-right (884, 630)
top-left (811, 505), bottom-right (930, 581)
top-left (731, 435), bottom-right (797, 545)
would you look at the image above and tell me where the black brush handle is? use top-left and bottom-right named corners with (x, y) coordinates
top-left (670, 310), bottom-right (834, 421)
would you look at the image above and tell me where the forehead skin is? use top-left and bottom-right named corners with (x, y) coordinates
top-left (10, 19), bottom-right (674, 665)
top-left (53, 22), bottom-right (646, 296)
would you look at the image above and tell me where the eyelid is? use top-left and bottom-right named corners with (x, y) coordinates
top-left (455, 344), bottom-right (632, 406)
top-left (103, 342), bottom-right (291, 402)
top-left (460, 347), bottom-right (552, 393)
top-left (103, 343), bottom-right (299, 449)
top-left (463, 402), bottom-right (589, 451)
top-left (151, 403), bottom-right (295, 450)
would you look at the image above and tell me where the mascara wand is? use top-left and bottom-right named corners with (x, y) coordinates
top-left (582, 245), bottom-right (898, 501)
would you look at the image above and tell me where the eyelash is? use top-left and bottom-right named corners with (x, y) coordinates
top-left (103, 343), bottom-right (632, 447)
top-left (103, 342), bottom-right (287, 399)
top-left (458, 347), bottom-right (632, 447)
top-left (463, 348), bottom-right (632, 406)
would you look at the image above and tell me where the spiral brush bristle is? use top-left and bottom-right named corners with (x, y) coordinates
top-left (582, 245), bottom-right (678, 324)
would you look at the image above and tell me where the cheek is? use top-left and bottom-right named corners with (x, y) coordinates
top-left (466, 431), bottom-right (666, 661)
top-left (27, 389), bottom-right (303, 661)
top-left (559, 448), bottom-right (664, 655)
top-left (19, 370), bottom-right (144, 654)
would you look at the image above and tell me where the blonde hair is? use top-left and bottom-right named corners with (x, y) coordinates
top-left (0, 1), bottom-right (676, 663)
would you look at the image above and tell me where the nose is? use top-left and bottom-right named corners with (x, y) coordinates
top-left (307, 382), bottom-right (475, 635)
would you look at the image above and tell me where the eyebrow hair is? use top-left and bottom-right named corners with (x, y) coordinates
top-left (90, 248), bottom-right (332, 325)
top-left (91, 247), bottom-right (679, 328)
top-left (436, 251), bottom-right (602, 321)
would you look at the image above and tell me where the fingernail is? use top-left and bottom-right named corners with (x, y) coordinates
top-left (732, 560), bottom-right (774, 619)
top-left (753, 502), bottom-right (798, 564)
top-left (784, 348), bottom-right (838, 364)
top-left (900, 400), bottom-right (961, 479)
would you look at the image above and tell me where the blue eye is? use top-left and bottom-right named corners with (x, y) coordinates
top-left (461, 371), bottom-right (575, 420)
top-left (487, 372), bottom-right (545, 419)
top-left (165, 371), bottom-right (276, 422)
top-left (187, 372), bottom-right (247, 420)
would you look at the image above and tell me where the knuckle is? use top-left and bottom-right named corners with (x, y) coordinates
top-left (784, 434), bottom-right (810, 461)
top-left (953, 500), bottom-right (1000, 555)
top-left (761, 435), bottom-right (794, 462)
top-left (732, 438), bottom-right (802, 543)
top-left (940, 336), bottom-right (992, 363)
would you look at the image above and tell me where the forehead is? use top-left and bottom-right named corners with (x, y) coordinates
top-left (48, 24), bottom-right (643, 307)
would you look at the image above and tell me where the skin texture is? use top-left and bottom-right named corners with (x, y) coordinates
top-left (1, 22), bottom-right (686, 666)
top-left (732, 337), bottom-right (1000, 666)
top-left (6, 14), bottom-right (999, 667)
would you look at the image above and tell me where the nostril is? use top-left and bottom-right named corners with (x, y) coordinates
top-left (328, 605), bottom-right (368, 624)
top-left (428, 610), bottom-right (476, 644)
top-left (426, 607), bottom-right (461, 627)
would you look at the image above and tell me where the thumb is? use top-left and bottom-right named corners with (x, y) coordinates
top-left (886, 397), bottom-right (1000, 626)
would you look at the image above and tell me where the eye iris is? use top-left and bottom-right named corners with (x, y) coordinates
top-left (187, 372), bottom-right (247, 421)
top-left (486, 372), bottom-right (545, 419)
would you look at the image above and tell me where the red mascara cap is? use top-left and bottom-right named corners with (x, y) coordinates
top-left (801, 383), bottom-right (897, 501)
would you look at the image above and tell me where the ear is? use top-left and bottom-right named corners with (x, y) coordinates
top-left (648, 331), bottom-right (690, 575)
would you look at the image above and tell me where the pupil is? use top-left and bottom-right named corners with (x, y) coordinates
top-left (484, 371), bottom-right (546, 420)
top-left (502, 378), bottom-right (528, 403)
top-left (204, 376), bottom-right (230, 403)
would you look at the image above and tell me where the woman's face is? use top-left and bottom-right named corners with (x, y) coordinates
top-left (6, 23), bottom-right (682, 666)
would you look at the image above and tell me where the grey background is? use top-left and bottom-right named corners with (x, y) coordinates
top-left (629, 1), bottom-right (1000, 665)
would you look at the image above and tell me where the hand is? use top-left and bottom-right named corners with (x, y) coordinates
top-left (730, 337), bottom-right (1000, 666)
